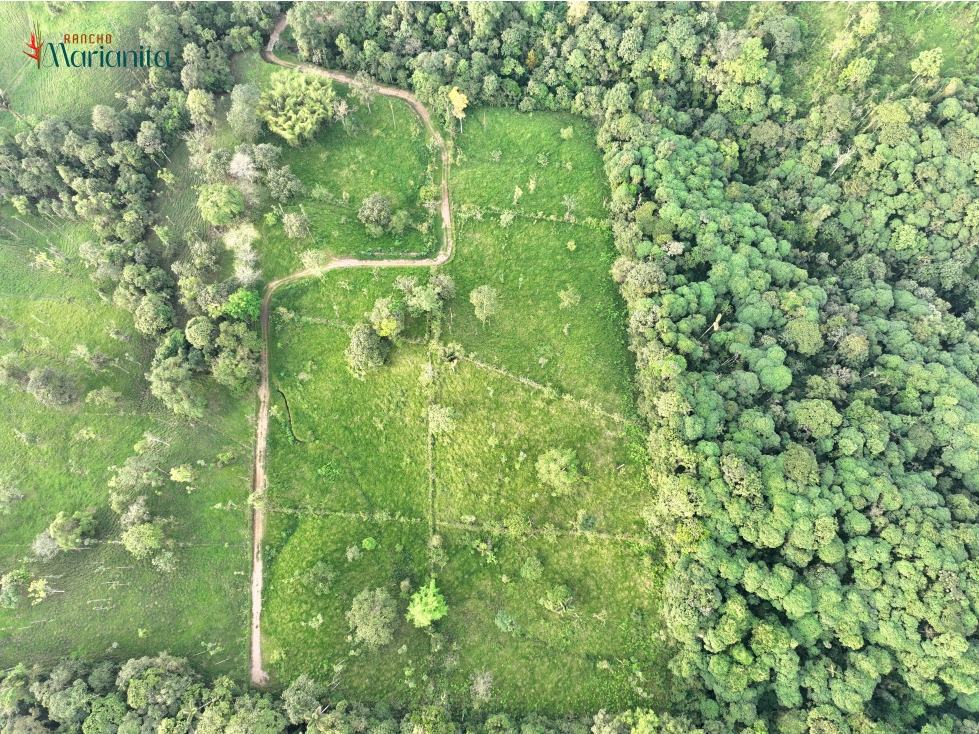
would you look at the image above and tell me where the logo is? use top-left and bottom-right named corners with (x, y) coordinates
top-left (23, 21), bottom-right (43, 68)
top-left (22, 28), bottom-right (172, 71)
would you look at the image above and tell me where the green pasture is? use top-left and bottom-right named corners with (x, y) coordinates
top-left (0, 2), bottom-right (148, 128)
top-left (230, 52), bottom-right (439, 282)
top-left (260, 106), bottom-right (664, 712)
top-left (0, 211), bottom-right (252, 676)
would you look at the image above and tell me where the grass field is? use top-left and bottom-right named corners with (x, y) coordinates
top-left (260, 106), bottom-right (667, 713)
top-left (229, 52), bottom-right (439, 283)
top-left (0, 2), bottom-right (148, 129)
top-left (0, 209), bottom-right (252, 677)
top-left (776, 2), bottom-right (979, 106)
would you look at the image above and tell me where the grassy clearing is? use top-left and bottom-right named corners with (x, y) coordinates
top-left (231, 51), bottom-right (439, 282)
top-left (452, 107), bottom-right (607, 221)
top-left (433, 360), bottom-right (647, 537)
top-left (265, 270), bottom-right (431, 518)
top-left (262, 514), bottom-right (433, 704)
top-left (0, 2), bottom-right (148, 128)
top-left (0, 211), bottom-right (252, 676)
top-left (435, 529), bottom-right (669, 715)
top-left (261, 105), bottom-right (665, 712)
top-left (442, 218), bottom-right (632, 416)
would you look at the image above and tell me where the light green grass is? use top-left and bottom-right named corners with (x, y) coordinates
top-left (434, 360), bottom-right (647, 537)
top-left (783, 3), bottom-right (979, 105)
top-left (231, 51), bottom-right (439, 282)
top-left (453, 107), bottom-right (607, 221)
top-left (266, 270), bottom-right (431, 518)
top-left (261, 106), bottom-right (666, 712)
top-left (0, 2), bottom-right (148, 128)
top-left (442, 218), bottom-right (632, 416)
top-left (0, 211), bottom-right (252, 678)
top-left (262, 514), bottom-right (433, 706)
top-left (435, 529), bottom-right (669, 715)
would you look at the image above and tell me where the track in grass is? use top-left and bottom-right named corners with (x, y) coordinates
top-left (250, 19), bottom-right (455, 685)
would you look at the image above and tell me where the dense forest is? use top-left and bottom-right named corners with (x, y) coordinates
top-left (3, 1), bottom-right (979, 732)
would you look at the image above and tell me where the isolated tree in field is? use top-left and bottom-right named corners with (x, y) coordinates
top-left (448, 87), bottom-right (468, 133)
top-left (352, 71), bottom-right (378, 114)
top-left (282, 211), bottom-right (311, 240)
top-left (282, 675), bottom-right (326, 725)
top-left (520, 555), bottom-right (543, 581)
top-left (198, 184), bottom-right (244, 226)
top-left (469, 285), bottom-right (499, 326)
top-left (345, 323), bottom-right (389, 378)
top-left (227, 83), bottom-right (262, 141)
top-left (0, 569), bottom-right (29, 608)
top-left (470, 670), bottom-right (493, 707)
top-left (169, 465), bottom-right (195, 483)
top-left (259, 70), bottom-right (336, 146)
top-left (49, 509), bottom-right (96, 550)
top-left (26, 366), bottom-right (76, 406)
top-left (358, 193), bottom-right (393, 238)
top-left (121, 522), bottom-right (164, 560)
top-left (428, 405), bottom-right (458, 437)
top-left (31, 531), bottom-right (60, 562)
top-left (346, 587), bottom-right (397, 649)
top-left (0, 476), bottom-right (23, 515)
top-left (538, 584), bottom-right (574, 614)
top-left (407, 578), bottom-right (448, 628)
top-left (187, 88), bottom-right (217, 129)
top-left (536, 448), bottom-right (578, 495)
top-left (558, 285), bottom-right (581, 310)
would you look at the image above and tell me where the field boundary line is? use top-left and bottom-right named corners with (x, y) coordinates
top-left (458, 355), bottom-right (636, 427)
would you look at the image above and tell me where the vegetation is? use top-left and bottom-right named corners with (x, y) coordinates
top-left (280, 2), bottom-right (979, 730)
top-left (6, 1), bottom-right (979, 732)
top-left (0, 655), bottom-right (696, 734)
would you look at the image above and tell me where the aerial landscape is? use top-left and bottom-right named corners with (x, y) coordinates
top-left (1, 1), bottom-right (979, 732)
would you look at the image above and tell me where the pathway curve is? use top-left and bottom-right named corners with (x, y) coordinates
top-left (250, 16), bottom-right (454, 686)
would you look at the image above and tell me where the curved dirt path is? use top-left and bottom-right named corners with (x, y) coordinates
top-left (250, 17), bottom-right (454, 686)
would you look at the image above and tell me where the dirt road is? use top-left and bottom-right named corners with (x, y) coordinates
top-left (250, 17), bottom-right (454, 686)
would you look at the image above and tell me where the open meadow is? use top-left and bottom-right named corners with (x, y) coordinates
top-left (0, 2), bottom-right (148, 129)
top-left (259, 105), bottom-right (669, 713)
top-left (0, 212), bottom-right (252, 674)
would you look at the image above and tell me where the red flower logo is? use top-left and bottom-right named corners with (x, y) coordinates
top-left (24, 21), bottom-right (43, 68)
